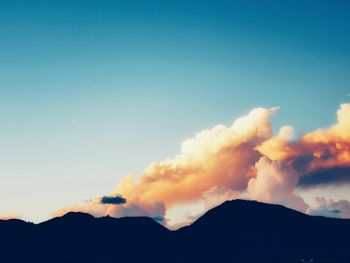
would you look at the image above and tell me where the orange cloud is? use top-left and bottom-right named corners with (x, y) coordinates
top-left (56, 103), bottom-right (350, 227)
top-left (0, 213), bottom-right (21, 220)
top-left (115, 107), bottom-right (277, 206)
top-left (259, 103), bottom-right (350, 174)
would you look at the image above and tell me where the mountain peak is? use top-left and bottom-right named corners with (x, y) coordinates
top-left (61, 211), bottom-right (95, 220)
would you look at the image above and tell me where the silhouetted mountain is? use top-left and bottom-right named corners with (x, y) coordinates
top-left (1, 200), bottom-right (350, 262)
top-left (176, 200), bottom-right (350, 262)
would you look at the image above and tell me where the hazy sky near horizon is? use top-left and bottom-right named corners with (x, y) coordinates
top-left (0, 0), bottom-right (350, 222)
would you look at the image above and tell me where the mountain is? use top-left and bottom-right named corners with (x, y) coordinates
top-left (175, 200), bottom-right (350, 262)
top-left (1, 200), bottom-right (350, 263)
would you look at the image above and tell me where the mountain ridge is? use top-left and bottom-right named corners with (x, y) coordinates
top-left (1, 199), bottom-right (349, 262)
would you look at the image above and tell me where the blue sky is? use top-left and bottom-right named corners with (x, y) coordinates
top-left (0, 0), bottom-right (349, 221)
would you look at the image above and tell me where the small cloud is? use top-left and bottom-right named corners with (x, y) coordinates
top-left (99, 195), bottom-right (126, 205)
top-left (152, 216), bottom-right (165, 222)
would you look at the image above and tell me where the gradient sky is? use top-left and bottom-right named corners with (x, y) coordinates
top-left (0, 0), bottom-right (350, 222)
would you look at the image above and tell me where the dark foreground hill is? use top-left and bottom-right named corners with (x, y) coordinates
top-left (1, 200), bottom-right (350, 263)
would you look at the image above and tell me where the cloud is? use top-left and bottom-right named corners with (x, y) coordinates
top-left (106, 201), bottom-right (166, 219)
top-left (259, 103), bottom-right (350, 177)
top-left (298, 166), bottom-right (350, 188)
top-left (201, 186), bottom-right (238, 209)
top-left (246, 156), bottom-right (307, 211)
top-left (114, 107), bottom-right (277, 208)
top-left (99, 195), bottom-right (127, 205)
top-left (55, 103), bottom-right (350, 227)
top-left (152, 216), bottom-right (165, 222)
top-left (309, 197), bottom-right (350, 218)
top-left (0, 214), bottom-right (21, 220)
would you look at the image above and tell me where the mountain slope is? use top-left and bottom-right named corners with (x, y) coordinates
top-left (176, 200), bottom-right (350, 262)
top-left (1, 200), bottom-right (350, 262)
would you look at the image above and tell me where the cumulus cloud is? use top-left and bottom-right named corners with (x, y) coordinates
top-left (56, 103), bottom-right (350, 227)
top-left (115, 107), bottom-right (277, 207)
top-left (246, 156), bottom-right (308, 211)
top-left (259, 103), bottom-right (350, 180)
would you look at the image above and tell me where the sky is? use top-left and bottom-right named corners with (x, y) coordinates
top-left (0, 0), bottom-right (350, 224)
